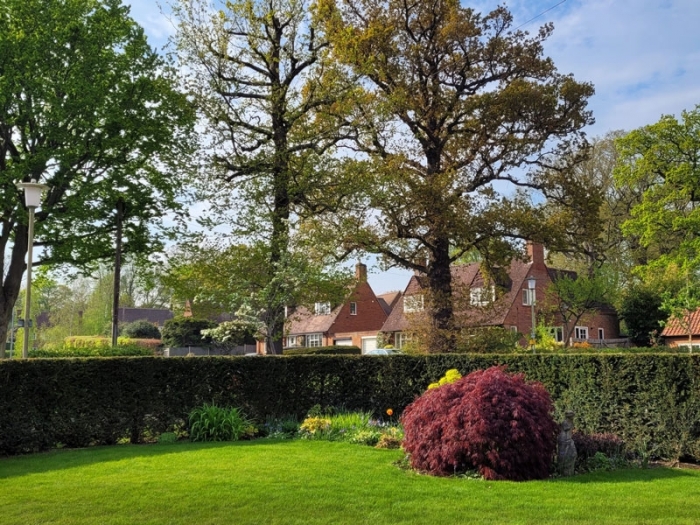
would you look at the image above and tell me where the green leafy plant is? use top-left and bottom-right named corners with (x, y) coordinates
top-left (162, 317), bottom-right (216, 348)
top-left (188, 404), bottom-right (254, 442)
top-left (121, 321), bottom-right (162, 340)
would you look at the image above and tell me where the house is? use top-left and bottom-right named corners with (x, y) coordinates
top-left (661, 309), bottom-right (700, 349)
top-left (279, 262), bottom-right (397, 353)
top-left (381, 242), bottom-right (622, 349)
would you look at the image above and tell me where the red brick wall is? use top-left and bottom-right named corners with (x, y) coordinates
top-left (329, 282), bottom-right (388, 335)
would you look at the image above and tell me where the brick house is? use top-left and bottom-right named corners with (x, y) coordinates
top-left (381, 242), bottom-right (621, 349)
top-left (275, 263), bottom-right (399, 353)
top-left (661, 309), bottom-right (700, 349)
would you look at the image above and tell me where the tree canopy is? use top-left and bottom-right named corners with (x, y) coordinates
top-left (0, 0), bottom-right (195, 352)
top-left (317, 0), bottom-right (595, 351)
top-left (172, 0), bottom-right (357, 352)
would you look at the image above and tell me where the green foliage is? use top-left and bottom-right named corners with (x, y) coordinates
top-left (282, 345), bottom-right (361, 355)
top-left (188, 404), bottom-right (254, 442)
top-left (120, 321), bottom-right (161, 340)
top-left (318, 0), bottom-right (594, 352)
top-left (0, 0), bottom-right (195, 352)
top-left (619, 284), bottom-right (668, 346)
top-left (161, 317), bottom-right (216, 348)
top-left (30, 342), bottom-right (153, 358)
top-left (157, 432), bottom-right (179, 445)
top-left (615, 106), bottom-right (700, 281)
top-left (2, 354), bottom-right (700, 462)
top-left (546, 271), bottom-right (612, 345)
top-left (455, 327), bottom-right (521, 353)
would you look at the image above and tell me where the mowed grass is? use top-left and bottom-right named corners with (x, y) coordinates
top-left (1, 440), bottom-right (699, 525)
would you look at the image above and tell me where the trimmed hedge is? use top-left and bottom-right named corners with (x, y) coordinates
top-left (282, 345), bottom-right (361, 356)
top-left (0, 354), bottom-right (699, 461)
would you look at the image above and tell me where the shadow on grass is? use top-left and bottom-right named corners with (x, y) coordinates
top-left (0, 438), bottom-right (288, 479)
top-left (550, 467), bottom-right (697, 484)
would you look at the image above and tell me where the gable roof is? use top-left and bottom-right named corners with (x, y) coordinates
top-left (285, 304), bottom-right (340, 335)
top-left (377, 291), bottom-right (402, 315)
top-left (661, 308), bottom-right (700, 337)
top-left (380, 252), bottom-right (599, 332)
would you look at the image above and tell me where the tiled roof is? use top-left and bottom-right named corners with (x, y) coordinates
top-left (285, 305), bottom-right (340, 335)
top-left (377, 291), bottom-right (402, 315)
top-left (118, 308), bottom-right (174, 327)
top-left (661, 308), bottom-right (700, 337)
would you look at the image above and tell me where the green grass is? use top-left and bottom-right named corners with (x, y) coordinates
top-left (1, 440), bottom-right (699, 524)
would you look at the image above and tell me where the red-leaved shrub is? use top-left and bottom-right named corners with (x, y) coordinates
top-left (401, 366), bottom-right (557, 481)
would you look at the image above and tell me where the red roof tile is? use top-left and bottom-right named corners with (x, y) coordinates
top-left (661, 308), bottom-right (700, 337)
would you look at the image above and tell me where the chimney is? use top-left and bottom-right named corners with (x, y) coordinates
top-left (526, 241), bottom-right (545, 267)
top-left (355, 262), bottom-right (367, 282)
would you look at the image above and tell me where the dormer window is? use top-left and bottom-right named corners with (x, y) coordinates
top-left (470, 285), bottom-right (495, 307)
top-left (314, 302), bottom-right (331, 315)
top-left (404, 295), bottom-right (424, 313)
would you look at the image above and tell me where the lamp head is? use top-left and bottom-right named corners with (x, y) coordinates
top-left (17, 179), bottom-right (49, 209)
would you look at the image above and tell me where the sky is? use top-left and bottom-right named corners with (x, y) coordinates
top-left (125, 0), bottom-right (700, 294)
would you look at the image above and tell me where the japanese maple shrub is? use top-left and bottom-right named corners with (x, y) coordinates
top-left (401, 366), bottom-right (557, 481)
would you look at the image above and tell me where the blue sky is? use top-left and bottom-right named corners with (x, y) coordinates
top-left (125, 0), bottom-right (700, 293)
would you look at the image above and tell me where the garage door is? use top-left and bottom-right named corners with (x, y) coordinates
top-left (361, 337), bottom-right (377, 354)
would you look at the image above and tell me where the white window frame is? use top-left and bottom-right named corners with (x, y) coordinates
top-left (350, 302), bottom-right (357, 315)
top-left (522, 289), bottom-right (536, 306)
top-left (395, 332), bottom-right (412, 349)
top-left (548, 326), bottom-right (564, 342)
top-left (307, 333), bottom-right (323, 347)
top-left (314, 302), bottom-right (331, 315)
top-left (574, 326), bottom-right (588, 340)
top-left (470, 285), bottom-right (495, 307)
top-left (404, 295), bottom-right (424, 313)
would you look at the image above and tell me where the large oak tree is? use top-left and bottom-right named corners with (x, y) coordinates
top-left (173, 0), bottom-right (355, 352)
top-left (319, 0), bottom-right (595, 351)
top-left (0, 0), bottom-right (195, 354)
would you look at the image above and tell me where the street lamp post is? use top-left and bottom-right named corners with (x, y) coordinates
top-left (527, 275), bottom-right (536, 353)
top-left (17, 179), bottom-right (48, 359)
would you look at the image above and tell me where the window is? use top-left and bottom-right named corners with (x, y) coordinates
top-left (314, 302), bottom-right (331, 315)
top-left (350, 302), bottom-right (357, 315)
top-left (404, 295), bottom-right (424, 313)
top-left (395, 332), bottom-right (413, 349)
top-left (470, 285), bottom-right (495, 307)
top-left (574, 326), bottom-right (588, 340)
top-left (285, 335), bottom-right (303, 348)
top-left (307, 333), bottom-right (322, 347)
top-left (522, 289), bottom-right (536, 306)
top-left (598, 328), bottom-right (605, 340)
top-left (548, 326), bottom-right (564, 342)
top-left (508, 325), bottom-right (519, 333)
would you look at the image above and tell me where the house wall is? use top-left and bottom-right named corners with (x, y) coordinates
top-left (328, 281), bottom-right (388, 335)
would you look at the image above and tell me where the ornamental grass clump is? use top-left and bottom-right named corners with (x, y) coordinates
top-left (188, 404), bottom-right (255, 442)
top-left (401, 366), bottom-right (557, 481)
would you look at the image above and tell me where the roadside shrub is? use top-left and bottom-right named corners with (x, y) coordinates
top-left (162, 317), bottom-right (216, 347)
top-left (454, 327), bottom-right (521, 353)
top-left (401, 366), bottom-right (557, 480)
top-left (283, 345), bottom-right (361, 356)
top-left (188, 404), bottom-right (254, 442)
top-left (121, 320), bottom-right (161, 340)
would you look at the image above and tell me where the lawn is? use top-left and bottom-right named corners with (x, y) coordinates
top-left (1, 440), bottom-right (699, 525)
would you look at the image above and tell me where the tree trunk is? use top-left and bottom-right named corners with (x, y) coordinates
top-left (0, 224), bottom-right (29, 358)
top-left (425, 237), bottom-right (456, 353)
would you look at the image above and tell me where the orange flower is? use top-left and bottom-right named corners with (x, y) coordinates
top-left (386, 408), bottom-right (394, 416)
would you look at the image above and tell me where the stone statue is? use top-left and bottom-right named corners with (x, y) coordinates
top-left (557, 410), bottom-right (577, 477)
